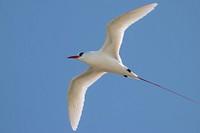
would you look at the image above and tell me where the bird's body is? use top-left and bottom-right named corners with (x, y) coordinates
top-left (76, 51), bottom-right (137, 77)
top-left (67, 3), bottom-right (195, 131)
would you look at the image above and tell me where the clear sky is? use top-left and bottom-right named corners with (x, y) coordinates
top-left (1, 0), bottom-right (200, 133)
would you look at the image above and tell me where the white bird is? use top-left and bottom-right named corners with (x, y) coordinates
top-left (67, 3), bottom-right (196, 131)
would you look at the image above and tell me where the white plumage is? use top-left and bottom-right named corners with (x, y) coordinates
top-left (68, 3), bottom-right (158, 131)
top-left (68, 69), bottom-right (105, 130)
top-left (101, 3), bottom-right (158, 61)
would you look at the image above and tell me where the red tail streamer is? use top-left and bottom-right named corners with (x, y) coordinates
top-left (138, 77), bottom-right (197, 103)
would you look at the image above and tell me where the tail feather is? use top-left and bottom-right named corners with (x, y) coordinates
top-left (137, 77), bottom-right (197, 103)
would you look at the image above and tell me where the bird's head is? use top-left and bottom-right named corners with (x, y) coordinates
top-left (68, 51), bottom-right (96, 65)
top-left (68, 52), bottom-right (85, 60)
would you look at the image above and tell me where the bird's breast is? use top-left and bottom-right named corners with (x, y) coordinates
top-left (85, 52), bottom-right (125, 74)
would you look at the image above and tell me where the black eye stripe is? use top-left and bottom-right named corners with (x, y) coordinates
top-left (79, 52), bottom-right (84, 56)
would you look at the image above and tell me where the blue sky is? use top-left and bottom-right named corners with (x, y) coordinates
top-left (1, 0), bottom-right (200, 133)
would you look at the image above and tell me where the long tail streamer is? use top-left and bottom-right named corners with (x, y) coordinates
top-left (138, 77), bottom-right (197, 103)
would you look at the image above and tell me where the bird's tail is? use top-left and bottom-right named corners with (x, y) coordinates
top-left (136, 76), bottom-right (197, 103)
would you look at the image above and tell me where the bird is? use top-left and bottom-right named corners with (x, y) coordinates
top-left (67, 3), bottom-right (196, 131)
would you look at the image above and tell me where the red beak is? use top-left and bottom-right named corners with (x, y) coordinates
top-left (68, 55), bottom-right (80, 59)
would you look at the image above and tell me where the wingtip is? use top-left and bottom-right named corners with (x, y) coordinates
top-left (69, 115), bottom-right (79, 131)
top-left (72, 127), bottom-right (77, 131)
top-left (148, 3), bottom-right (158, 8)
top-left (133, 3), bottom-right (158, 13)
top-left (70, 121), bottom-right (78, 131)
top-left (153, 2), bottom-right (158, 6)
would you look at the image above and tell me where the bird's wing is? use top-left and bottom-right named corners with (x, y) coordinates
top-left (100, 3), bottom-right (158, 61)
top-left (68, 68), bottom-right (105, 131)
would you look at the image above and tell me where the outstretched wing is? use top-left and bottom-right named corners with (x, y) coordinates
top-left (100, 3), bottom-right (158, 61)
top-left (68, 68), bottom-right (105, 131)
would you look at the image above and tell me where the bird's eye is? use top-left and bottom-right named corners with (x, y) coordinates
top-left (79, 52), bottom-right (84, 56)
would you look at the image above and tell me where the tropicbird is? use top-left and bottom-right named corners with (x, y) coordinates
top-left (67, 3), bottom-right (196, 131)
